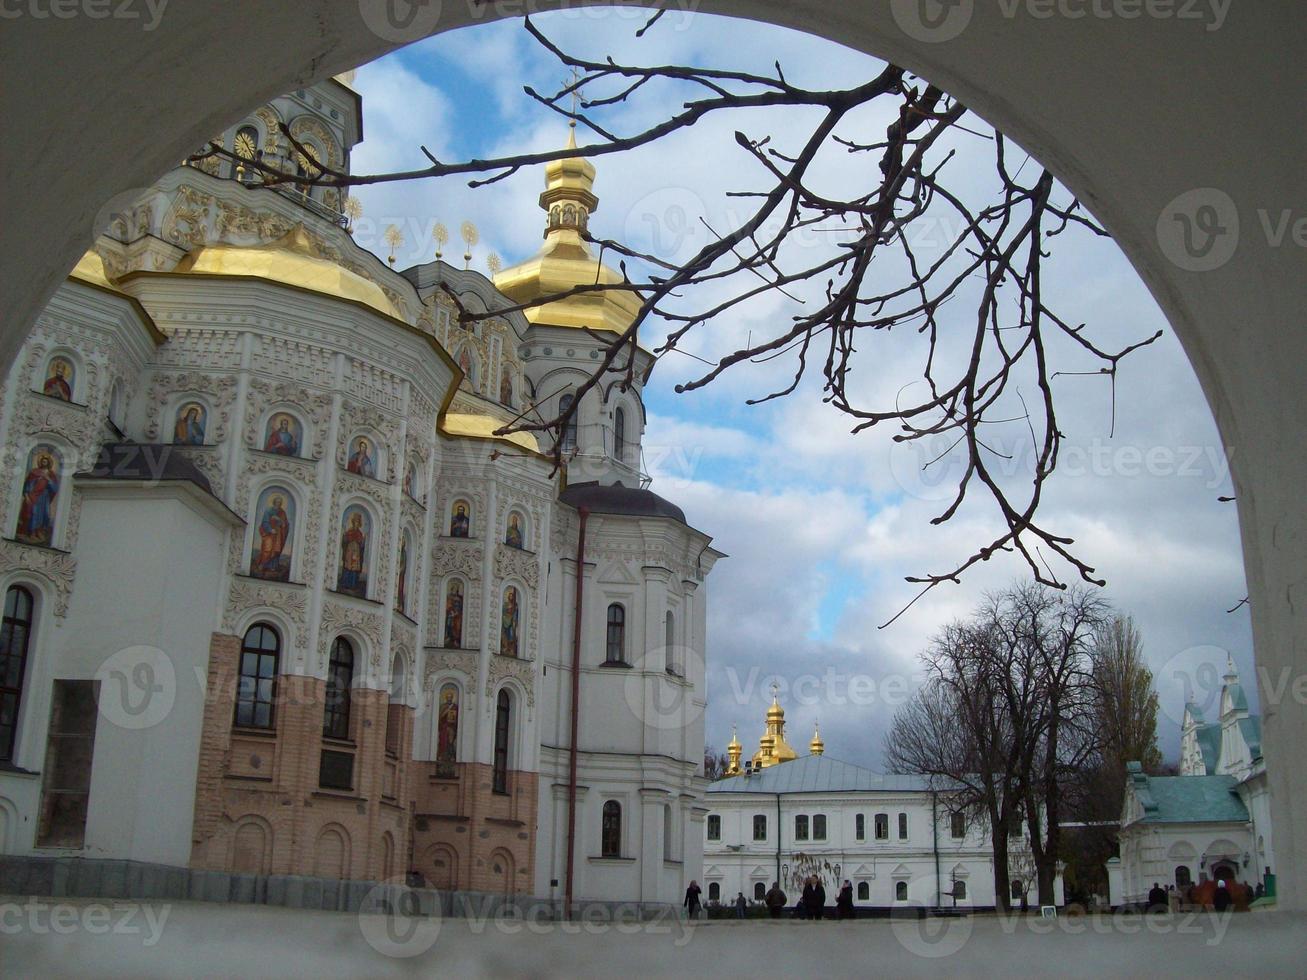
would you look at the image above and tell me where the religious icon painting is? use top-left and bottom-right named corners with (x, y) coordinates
top-left (173, 401), bottom-right (207, 445)
top-left (346, 436), bottom-right (377, 478)
top-left (262, 412), bottom-right (303, 457)
top-left (435, 682), bottom-right (459, 778)
top-left (505, 511), bottom-right (525, 549)
top-left (500, 585), bottom-right (520, 659)
top-left (443, 578), bottom-right (464, 649)
top-left (336, 504), bottom-right (371, 598)
top-left (15, 444), bottom-right (62, 547)
top-left (250, 485), bottom-right (295, 581)
top-left (450, 499), bottom-right (471, 538)
top-left (41, 356), bottom-right (74, 401)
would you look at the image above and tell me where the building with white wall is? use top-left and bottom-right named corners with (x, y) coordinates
top-left (703, 697), bottom-right (1060, 911)
top-left (1118, 657), bottom-right (1275, 904)
top-left (0, 77), bottom-right (719, 912)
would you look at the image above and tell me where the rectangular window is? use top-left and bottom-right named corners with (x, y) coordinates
top-left (950, 812), bottom-right (966, 839)
top-left (855, 813), bottom-right (865, 841)
top-left (813, 814), bottom-right (826, 841)
top-left (794, 814), bottom-right (808, 841)
top-left (37, 680), bottom-right (99, 848)
top-left (753, 814), bottom-right (767, 841)
top-left (874, 813), bottom-right (889, 840)
top-left (1, 586), bottom-right (36, 763)
top-left (898, 812), bottom-right (908, 840)
top-left (318, 749), bottom-right (354, 791)
top-left (707, 814), bottom-right (721, 841)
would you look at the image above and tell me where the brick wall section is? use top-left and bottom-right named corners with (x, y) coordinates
top-left (411, 762), bottom-right (537, 894)
top-left (189, 636), bottom-right (414, 882)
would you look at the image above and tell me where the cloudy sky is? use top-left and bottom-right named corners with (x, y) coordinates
top-left (346, 10), bottom-right (1252, 768)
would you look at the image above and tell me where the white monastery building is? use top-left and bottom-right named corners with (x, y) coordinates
top-left (0, 74), bottom-right (721, 912)
top-left (1117, 657), bottom-right (1275, 905)
top-left (702, 694), bottom-right (1062, 911)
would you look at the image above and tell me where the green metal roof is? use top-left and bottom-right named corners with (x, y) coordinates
top-left (707, 754), bottom-right (937, 794)
top-left (1132, 773), bottom-right (1248, 825)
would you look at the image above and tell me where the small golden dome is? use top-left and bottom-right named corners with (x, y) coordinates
top-left (810, 722), bottom-right (825, 757)
top-left (492, 127), bottom-right (643, 339)
top-left (173, 224), bottom-right (401, 321)
top-left (727, 725), bottom-right (742, 751)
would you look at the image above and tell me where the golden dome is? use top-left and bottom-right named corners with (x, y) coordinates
top-left (810, 722), bottom-right (825, 757)
top-left (750, 688), bottom-right (798, 769)
top-left (727, 725), bottom-right (742, 751)
top-left (173, 224), bottom-right (402, 321)
top-left (492, 126), bottom-right (643, 338)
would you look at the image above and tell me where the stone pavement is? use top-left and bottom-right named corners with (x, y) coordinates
top-left (1, 897), bottom-right (1303, 978)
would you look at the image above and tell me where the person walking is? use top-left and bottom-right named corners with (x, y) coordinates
top-left (813, 878), bottom-right (827, 920)
top-left (836, 880), bottom-right (854, 920)
top-left (1147, 882), bottom-right (1167, 912)
top-left (684, 880), bottom-right (703, 920)
top-left (735, 891), bottom-right (747, 919)
top-left (765, 882), bottom-right (787, 919)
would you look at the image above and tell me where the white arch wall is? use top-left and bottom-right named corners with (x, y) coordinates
top-left (2, 3), bottom-right (1305, 907)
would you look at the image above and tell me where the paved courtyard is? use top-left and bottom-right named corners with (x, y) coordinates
top-left (1, 897), bottom-right (1303, 978)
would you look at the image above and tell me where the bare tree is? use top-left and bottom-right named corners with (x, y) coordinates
top-left (887, 583), bottom-right (1110, 909)
top-left (886, 620), bottom-right (1024, 911)
top-left (193, 17), bottom-right (1159, 613)
top-left (702, 746), bottom-right (731, 781)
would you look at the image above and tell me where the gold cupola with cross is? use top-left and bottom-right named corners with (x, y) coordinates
top-left (750, 684), bottom-right (799, 770)
top-left (492, 120), bottom-right (643, 339)
top-left (726, 726), bottom-right (743, 775)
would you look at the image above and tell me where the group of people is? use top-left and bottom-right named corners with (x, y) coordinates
top-left (683, 877), bottom-right (858, 921)
top-left (1146, 877), bottom-right (1261, 914)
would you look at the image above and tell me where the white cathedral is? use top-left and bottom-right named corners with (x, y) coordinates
top-left (0, 73), bottom-right (721, 912)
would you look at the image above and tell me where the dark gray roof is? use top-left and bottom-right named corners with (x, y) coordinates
top-left (708, 754), bottom-right (937, 795)
top-left (560, 480), bottom-right (686, 524)
top-left (1238, 717), bottom-right (1262, 760)
top-left (1194, 723), bottom-right (1221, 775)
top-left (78, 443), bottom-right (216, 495)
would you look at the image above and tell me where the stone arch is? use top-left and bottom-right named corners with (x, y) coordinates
top-left (379, 831), bottom-right (396, 881)
top-left (488, 847), bottom-right (516, 896)
top-left (314, 823), bottom-right (352, 879)
top-left (6, 2), bottom-right (1307, 912)
top-left (230, 815), bottom-right (273, 875)
top-left (423, 842), bottom-right (459, 892)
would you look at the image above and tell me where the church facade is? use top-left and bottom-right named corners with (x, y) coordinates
top-left (0, 75), bottom-right (719, 911)
top-left (702, 696), bottom-right (1062, 911)
top-left (1117, 657), bottom-right (1276, 904)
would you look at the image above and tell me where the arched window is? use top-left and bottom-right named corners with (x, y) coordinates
top-left (950, 812), bottom-right (966, 839)
top-left (1011, 880), bottom-right (1024, 900)
top-left (708, 882), bottom-right (720, 902)
top-left (1175, 865), bottom-right (1192, 889)
top-left (235, 624), bottom-right (279, 729)
top-left (874, 813), bottom-right (889, 840)
top-left (492, 689), bottom-right (511, 794)
top-left (813, 814), bottom-right (827, 841)
top-left (857, 881), bottom-right (869, 901)
top-left (613, 407), bottom-right (626, 462)
top-left (898, 812), bottom-right (909, 840)
top-left (1, 586), bottom-right (35, 762)
top-left (794, 815), bottom-right (809, 841)
top-left (895, 881), bottom-right (908, 901)
top-left (856, 813), bottom-right (866, 841)
top-left (954, 881), bottom-right (967, 900)
top-left (752, 814), bottom-right (766, 841)
top-left (601, 800), bottom-right (621, 858)
top-left (664, 611), bottom-right (676, 673)
top-left (559, 393), bottom-right (578, 453)
top-left (605, 604), bottom-right (626, 664)
top-left (663, 803), bottom-right (673, 861)
top-left (754, 882), bottom-right (766, 901)
top-left (323, 637), bottom-right (354, 740)
top-left (706, 814), bottom-right (721, 841)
